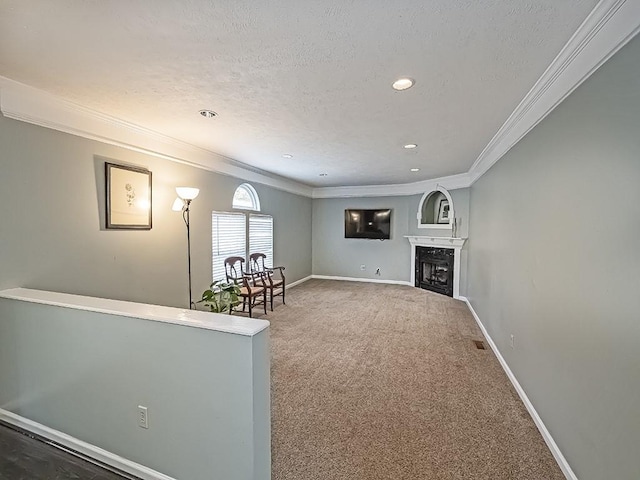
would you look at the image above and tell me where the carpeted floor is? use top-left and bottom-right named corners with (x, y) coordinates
top-left (264, 279), bottom-right (564, 480)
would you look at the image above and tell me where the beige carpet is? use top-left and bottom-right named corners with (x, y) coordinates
top-left (263, 280), bottom-right (564, 480)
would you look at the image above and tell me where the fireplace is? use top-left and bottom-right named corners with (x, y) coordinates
top-left (415, 246), bottom-right (454, 297)
top-left (406, 236), bottom-right (466, 299)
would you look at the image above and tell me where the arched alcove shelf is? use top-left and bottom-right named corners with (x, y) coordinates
top-left (417, 185), bottom-right (454, 230)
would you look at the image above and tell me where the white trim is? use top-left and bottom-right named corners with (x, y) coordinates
top-left (2, 0), bottom-right (639, 200)
top-left (0, 288), bottom-right (269, 337)
top-left (312, 173), bottom-right (472, 199)
top-left (287, 275), bottom-right (313, 288)
top-left (0, 409), bottom-right (176, 480)
top-left (404, 236), bottom-right (466, 249)
top-left (0, 77), bottom-right (313, 198)
top-left (468, 0), bottom-right (640, 185)
top-left (233, 183), bottom-right (261, 211)
top-left (312, 275), bottom-right (411, 286)
top-left (416, 224), bottom-right (451, 230)
top-left (416, 185), bottom-right (455, 228)
top-left (405, 236), bottom-right (466, 300)
top-left (311, 0), bottom-right (640, 197)
top-left (461, 299), bottom-right (578, 480)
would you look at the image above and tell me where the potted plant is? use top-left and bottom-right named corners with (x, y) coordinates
top-left (198, 280), bottom-right (242, 314)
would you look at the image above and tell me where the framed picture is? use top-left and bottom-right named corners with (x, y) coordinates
top-left (437, 199), bottom-right (450, 224)
top-left (105, 162), bottom-right (152, 229)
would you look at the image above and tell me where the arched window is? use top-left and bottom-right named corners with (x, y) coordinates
top-left (232, 183), bottom-right (260, 211)
top-left (212, 184), bottom-right (272, 281)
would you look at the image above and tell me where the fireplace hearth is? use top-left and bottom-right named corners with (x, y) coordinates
top-left (415, 246), bottom-right (454, 297)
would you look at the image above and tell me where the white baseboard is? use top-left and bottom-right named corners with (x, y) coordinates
top-left (312, 275), bottom-right (412, 286)
top-left (287, 275), bottom-right (313, 289)
top-left (0, 409), bottom-right (176, 480)
top-left (461, 299), bottom-right (578, 480)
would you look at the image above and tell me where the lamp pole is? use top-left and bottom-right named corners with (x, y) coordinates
top-left (174, 187), bottom-right (200, 310)
top-left (182, 199), bottom-right (194, 309)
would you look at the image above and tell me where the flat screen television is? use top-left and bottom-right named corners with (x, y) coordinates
top-left (344, 209), bottom-right (391, 239)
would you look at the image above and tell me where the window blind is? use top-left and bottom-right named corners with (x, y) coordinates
top-left (249, 214), bottom-right (273, 268)
top-left (212, 211), bottom-right (247, 281)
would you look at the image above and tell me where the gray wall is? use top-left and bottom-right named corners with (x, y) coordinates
top-left (312, 189), bottom-right (469, 294)
top-left (312, 196), bottom-right (412, 282)
top-left (0, 296), bottom-right (270, 480)
top-left (0, 114), bottom-right (312, 308)
top-left (466, 35), bottom-right (640, 480)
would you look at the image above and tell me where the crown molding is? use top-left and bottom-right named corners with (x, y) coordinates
top-left (313, 0), bottom-right (640, 198)
top-left (311, 173), bottom-right (472, 199)
top-left (2, 0), bottom-right (638, 200)
top-left (0, 77), bottom-right (313, 198)
top-left (467, 0), bottom-right (640, 184)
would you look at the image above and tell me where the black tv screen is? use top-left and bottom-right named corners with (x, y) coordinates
top-left (345, 209), bottom-right (391, 239)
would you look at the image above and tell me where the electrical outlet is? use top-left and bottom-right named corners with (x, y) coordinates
top-left (510, 334), bottom-right (515, 349)
top-left (138, 405), bottom-right (149, 429)
top-left (375, 268), bottom-right (381, 275)
top-left (360, 264), bottom-right (366, 271)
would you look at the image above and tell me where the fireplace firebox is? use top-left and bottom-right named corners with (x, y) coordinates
top-left (415, 246), bottom-right (454, 297)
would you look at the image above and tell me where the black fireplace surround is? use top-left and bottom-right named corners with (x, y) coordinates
top-left (415, 246), bottom-right (454, 297)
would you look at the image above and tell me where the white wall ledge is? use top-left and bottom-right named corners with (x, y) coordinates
top-left (405, 236), bottom-right (466, 248)
top-left (0, 288), bottom-right (269, 337)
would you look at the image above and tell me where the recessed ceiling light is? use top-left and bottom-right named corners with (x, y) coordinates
top-left (282, 154), bottom-right (293, 159)
top-left (392, 78), bottom-right (415, 91)
top-left (319, 173), bottom-right (328, 177)
top-left (199, 109), bottom-right (217, 118)
top-left (410, 168), bottom-right (420, 172)
top-left (404, 144), bottom-right (418, 149)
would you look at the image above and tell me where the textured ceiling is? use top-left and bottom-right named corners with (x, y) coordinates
top-left (0, 0), bottom-right (598, 187)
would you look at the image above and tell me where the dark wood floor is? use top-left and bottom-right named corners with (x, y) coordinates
top-left (0, 423), bottom-right (129, 480)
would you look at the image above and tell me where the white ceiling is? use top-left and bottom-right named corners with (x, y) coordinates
top-left (0, 1), bottom-right (599, 188)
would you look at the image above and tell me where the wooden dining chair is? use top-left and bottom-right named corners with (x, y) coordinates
top-left (224, 256), bottom-right (267, 318)
top-left (249, 252), bottom-right (285, 311)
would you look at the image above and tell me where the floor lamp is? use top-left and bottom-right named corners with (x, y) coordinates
top-left (173, 187), bottom-right (200, 309)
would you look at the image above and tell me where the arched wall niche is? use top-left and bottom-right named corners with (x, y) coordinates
top-left (417, 185), bottom-right (454, 229)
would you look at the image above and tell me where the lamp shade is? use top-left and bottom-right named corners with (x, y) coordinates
top-left (176, 187), bottom-right (200, 201)
top-left (171, 197), bottom-right (184, 211)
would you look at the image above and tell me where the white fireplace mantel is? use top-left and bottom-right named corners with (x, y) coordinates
top-left (405, 236), bottom-right (467, 299)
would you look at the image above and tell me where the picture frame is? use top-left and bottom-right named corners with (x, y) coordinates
top-left (105, 162), bottom-right (152, 229)
top-left (437, 199), bottom-right (450, 224)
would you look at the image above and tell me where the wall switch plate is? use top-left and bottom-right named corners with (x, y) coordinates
top-left (360, 264), bottom-right (366, 271)
top-left (138, 405), bottom-right (149, 429)
top-left (510, 334), bottom-right (515, 349)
